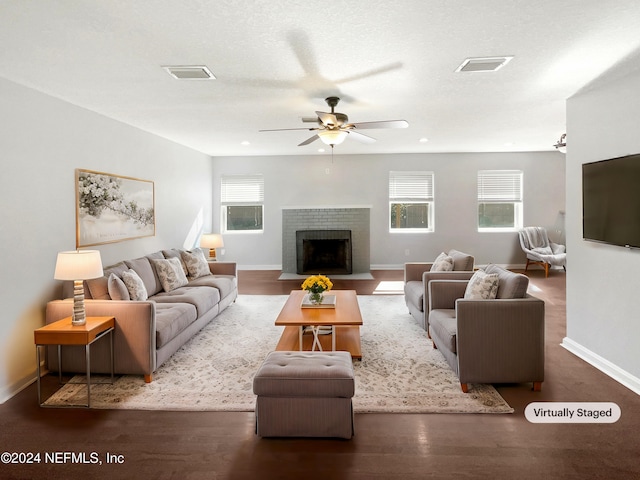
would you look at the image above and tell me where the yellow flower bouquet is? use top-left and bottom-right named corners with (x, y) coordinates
top-left (301, 274), bottom-right (333, 304)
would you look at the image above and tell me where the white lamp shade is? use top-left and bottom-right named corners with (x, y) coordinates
top-left (54, 250), bottom-right (104, 280)
top-left (200, 233), bottom-right (224, 249)
top-left (318, 129), bottom-right (348, 145)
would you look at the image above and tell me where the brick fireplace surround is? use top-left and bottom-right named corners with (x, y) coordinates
top-left (281, 207), bottom-right (371, 275)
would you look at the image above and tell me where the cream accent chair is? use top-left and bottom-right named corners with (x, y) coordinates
top-left (403, 249), bottom-right (475, 331)
top-left (518, 226), bottom-right (566, 277)
top-left (428, 265), bottom-right (545, 393)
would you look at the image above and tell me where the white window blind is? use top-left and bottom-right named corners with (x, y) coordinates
top-left (477, 170), bottom-right (522, 202)
top-left (221, 175), bottom-right (264, 204)
top-left (389, 171), bottom-right (434, 200)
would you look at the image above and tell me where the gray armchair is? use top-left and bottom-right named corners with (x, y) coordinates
top-left (518, 226), bottom-right (566, 277)
top-left (404, 249), bottom-right (475, 331)
top-left (427, 265), bottom-right (545, 393)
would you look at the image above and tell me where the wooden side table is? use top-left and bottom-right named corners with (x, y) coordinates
top-left (34, 316), bottom-right (115, 408)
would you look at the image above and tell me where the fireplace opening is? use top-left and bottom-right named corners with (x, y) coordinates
top-left (296, 230), bottom-right (352, 275)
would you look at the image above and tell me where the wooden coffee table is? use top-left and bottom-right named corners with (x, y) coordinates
top-left (274, 290), bottom-right (363, 359)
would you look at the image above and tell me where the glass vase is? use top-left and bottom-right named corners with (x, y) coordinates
top-left (309, 291), bottom-right (324, 305)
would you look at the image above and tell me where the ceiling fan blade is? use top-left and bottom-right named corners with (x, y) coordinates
top-left (349, 120), bottom-right (409, 130)
top-left (298, 135), bottom-right (319, 146)
top-left (301, 116), bottom-right (319, 123)
top-left (259, 127), bottom-right (318, 132)
top-left (348, 130), bottom-right (376, 144)
top-left (334, 61), bottom-right (403, 85)
top-left (316, 111), bottom-right (339, 127)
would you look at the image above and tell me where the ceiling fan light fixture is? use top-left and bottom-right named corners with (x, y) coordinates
top-left (318, 129), bottom-right (348, 146)
top-left (554, 133), bottom-right (567, 153)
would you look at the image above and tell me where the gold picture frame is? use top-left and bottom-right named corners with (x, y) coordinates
top-left (75, 169), bottom-right (155, 248)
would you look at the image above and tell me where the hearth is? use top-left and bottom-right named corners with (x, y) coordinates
top-left (296, 230), bottom-right (352, 275)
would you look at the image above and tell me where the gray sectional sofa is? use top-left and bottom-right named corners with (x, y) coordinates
top-left (45, 248), bottom-right (237, 382)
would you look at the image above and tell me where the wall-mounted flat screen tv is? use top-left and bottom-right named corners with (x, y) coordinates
top-left (582, 153), bottom-right (640, 248)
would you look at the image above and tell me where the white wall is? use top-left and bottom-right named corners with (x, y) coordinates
top-left (0, 78), bottom-right (213, 402)
top-left (212, 152), bottom-right (565, 269)
top-left (564, 68), bottom-right (640, 391)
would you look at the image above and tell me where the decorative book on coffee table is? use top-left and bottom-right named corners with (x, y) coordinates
top-left (301, 294), bottom-right (337, 308)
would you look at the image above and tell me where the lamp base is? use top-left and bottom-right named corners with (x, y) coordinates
top-left (72, 280), bottom-right (87, 326)
top-left (208, 248), bottom-right (217, 261)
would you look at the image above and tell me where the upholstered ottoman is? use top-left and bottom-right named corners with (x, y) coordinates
top-left (253, 351), bottom-right (355, 439)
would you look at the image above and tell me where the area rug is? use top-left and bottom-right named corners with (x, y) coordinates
top-left (44, 295), bottom-right (513, 414)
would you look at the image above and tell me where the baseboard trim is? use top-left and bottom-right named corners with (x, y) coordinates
top-left (0, 367), bottom-right (39, 404)
top-left (561, 337), bottom-right (640, 396)
top-left (236, 265), bottom-right (282, 271)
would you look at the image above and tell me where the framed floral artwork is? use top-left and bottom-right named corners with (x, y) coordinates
top-left (75, 169), bottom-right (155, 247)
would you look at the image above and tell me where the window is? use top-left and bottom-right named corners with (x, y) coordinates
top-left (389, 171), bottom-right (434, 232)
top-left (221, 174), bottom-right (264, 233)
top-left (477, 170), bottom-right (523, 231)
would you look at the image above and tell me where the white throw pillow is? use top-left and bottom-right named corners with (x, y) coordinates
top-left (152, 258), bottom-right (189, 292)
top-left (122, 269), bottom-right (149, 301)
top-left (464, 270), bottom-right (499, 300)
top-left (107, 273), bottom-right (130, 301)
top-left (430, 252), bottom-right (454, 272)
top-left (180, 249), bottom-right (212, 279)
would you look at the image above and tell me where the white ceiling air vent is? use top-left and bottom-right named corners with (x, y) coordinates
top-left (163, 65), bottom-right (216, 80)
top-left (455, 56), bottom-right (513, 73)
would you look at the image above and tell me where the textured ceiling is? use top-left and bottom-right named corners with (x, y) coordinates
top-left (2, 1), bottom-right (640, 156)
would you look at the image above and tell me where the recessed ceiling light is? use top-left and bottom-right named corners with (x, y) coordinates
top-left (241, 141), bottom-right (250, 146)
top-left (419, 137), bottom-right (429, 143)
top-left (162, 65), bottom-right (216, 80)
top-left (318, 148), bottom-right (325, 153)
top-left (455, 56), bottom-right (513, 73)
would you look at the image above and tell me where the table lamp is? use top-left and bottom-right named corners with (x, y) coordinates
top-left (200, 233), bottom-right (224, 260)
top-left (54, 250), bottom-right (104, 326)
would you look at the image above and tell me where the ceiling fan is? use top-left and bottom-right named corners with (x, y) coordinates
top-left (259, 97), bottom-right (409, 148)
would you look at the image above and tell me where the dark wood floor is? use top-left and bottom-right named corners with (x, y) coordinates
top-left (2, 270), bottom-right (639, 479)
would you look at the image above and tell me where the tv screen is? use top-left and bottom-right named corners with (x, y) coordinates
top-left (582, 153), bottom-right (640, 248)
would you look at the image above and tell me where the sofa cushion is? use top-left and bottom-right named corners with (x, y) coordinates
top-left (187, 275), bottom-right (236, 299)
top-left (107, 273), bottom-right (130, 301)
top-left (125, 256), bottom-right (162, 296)
top-left (85, 277), bottom-right (109, 300)
top-left (464, 270), bottom-right (499, 300)
top-left (428, 309), bottom-right (457, 354)
top-left (483, 264), bottom-right (529, 299)
top-left (403, 280), bottom-right (424, 312)
top-left (181, 249), bottom-right (212, 279)
top-left (430, 252), bottom-right (454, 272)
top-left (448, 249), bottom-right (474, 271)
top-left (151, 285), bottom-right (220, 316)
top-left (84, 261), bottom-right (129, 300)
top-left (154, 302), bottom-right (198, 348)
top-left (122, 269), bottom-right (148, 301)
top-left (151, 257), bottom-right (189, 292)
